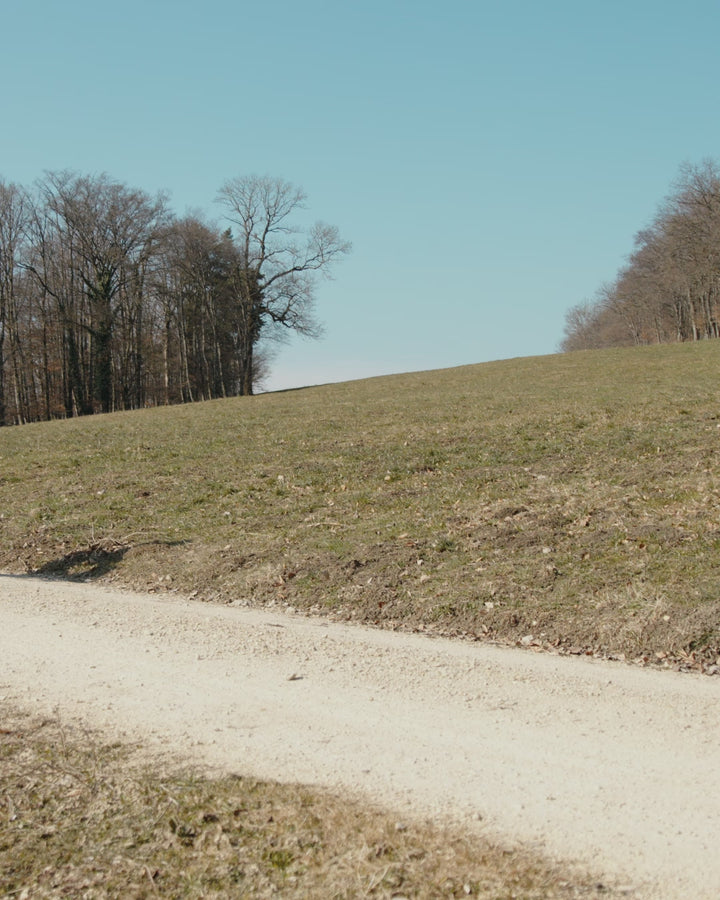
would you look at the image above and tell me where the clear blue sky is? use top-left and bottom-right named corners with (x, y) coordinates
top-left (2, 0), bottom-right (719, 391)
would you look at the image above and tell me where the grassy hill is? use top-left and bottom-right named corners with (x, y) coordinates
top-left (2, 341), bottom-right (720, 670)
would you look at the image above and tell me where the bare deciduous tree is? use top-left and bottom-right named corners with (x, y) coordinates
top-left (0, 180), bottom-right (29, 424)
top-left (154, 216), bottom-right (244, 403)
top-left (0, 171), bottom-right (350, 422)
top-left (33, 172), bottom-right (169, 412)
top-left (216, 175), bottom-right (351, 394)
top-left (562, 160), bottom-right (720, 353)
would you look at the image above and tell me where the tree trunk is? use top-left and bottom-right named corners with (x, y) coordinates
top-left (0, 333), bottom-right (6, 426)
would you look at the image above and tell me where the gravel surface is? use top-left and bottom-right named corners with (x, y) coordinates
top-left (1, 574), bottom-right (719, 898)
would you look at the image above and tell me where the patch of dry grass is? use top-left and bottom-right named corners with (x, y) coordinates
top-left (2, 342), bottom-right (720, 669)
top-left (0, 707), bottom-right (611, 899)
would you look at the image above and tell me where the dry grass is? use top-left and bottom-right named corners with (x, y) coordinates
top-left (2, 342), bottom-right (720, 670)
top-left (3, 344), bottom-right (706, 897)
top-left (0, 707), bottom-right (612, 899)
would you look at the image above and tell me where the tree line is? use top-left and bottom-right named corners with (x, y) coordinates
top-left (561, 160), bottom-right (720, 352)
top-left (0, 172), bottom-right (350, 425)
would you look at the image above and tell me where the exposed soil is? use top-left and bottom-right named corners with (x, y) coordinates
top-left (2, 575), bottom-right (719, 898)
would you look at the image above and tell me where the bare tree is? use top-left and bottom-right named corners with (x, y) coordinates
top-left (0, 180), bottom-right (29, 424)
top-left (216, 175), bottom-right (351, 394)
top-left (27, 172), bottom-right (169, 413)
top-left (153, 216), bottom-right (244, 403)
top-left (562, 159), bottom-right (720, 353)
top-left (0, 171), bottom-right (351, 421)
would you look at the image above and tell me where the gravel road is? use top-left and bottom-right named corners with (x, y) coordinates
top-left (1, 574), bottom-right (719, 898)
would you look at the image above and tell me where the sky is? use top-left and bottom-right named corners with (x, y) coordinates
top-left (2, 0), bottom-right (720, 391)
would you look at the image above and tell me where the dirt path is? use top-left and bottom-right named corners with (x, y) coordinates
top-left (1, 575), bottom-right (719, 898)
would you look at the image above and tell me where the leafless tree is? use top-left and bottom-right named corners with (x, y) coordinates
top-left (0, 180), bottom-right (29, 424)
top-left (153, 216), bottom-right (245, 403)
top-left (216, 175), bottom-right (351, 394)
top-left (26, 172), bottom-right (169, 413)
top-left (562, 160), bottom-right (720, 353)
top-left (0, 171), bottom-right (350, 422)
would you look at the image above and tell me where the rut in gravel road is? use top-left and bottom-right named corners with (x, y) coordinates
top-left (1, 575), bottom-right (719, 899)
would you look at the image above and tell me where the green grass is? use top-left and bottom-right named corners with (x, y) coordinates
top-left (2, 342), bottom-right (720, 669)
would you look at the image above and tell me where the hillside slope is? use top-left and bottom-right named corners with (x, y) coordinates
top-left (2, 342), bottom-right (720, 666)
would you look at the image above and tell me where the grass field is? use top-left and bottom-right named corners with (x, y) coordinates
top-left (1, 342), bottom-right (718, 897)
top-left (2, 341), bottom-right (720, 670)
